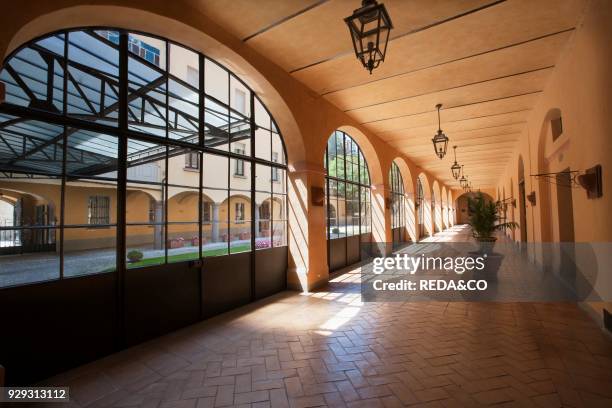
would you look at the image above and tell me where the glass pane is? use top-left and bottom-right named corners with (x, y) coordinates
top-left (255, 127), bottom-right (271, 161)
top-left (168, 188), bottom-right (198, 223)
top-left (256, 164), bottom-right (272, 192)
top-left (345, 184), bottom-right (354, 237)
top-left (0, 34), bottom-right (65, 113)
top-left (231, 145), bottom-right (251, 184)
top-left (272, 168), bottom-right (286, 194)
top-left (168, 79), bottom-right (199, 143)
top-left (256, 192), bottom-right (271, 249)
top-left (204, 96), bottom-right (229, 150)
top-left (66, 129), bottom-right (119, 178)
top-left (229, 191), bottom-right (251, 247)
top-left (128, 47), bottom-right (167, 137)
top-left (203, 222), bottom-right (228, 257)
top-left (64, 179), bottom-right (116, 228)
top-left (0, 227), bottom-right (59, 287)
top-left (204, 58), bottom-right (228, 104)
top-left (168, 45), bottom-right (199, 143)
top-left (169, 43), bottom-right (199, 86)
top-left (254, 97), bottom-right (271, 130)
top-left (127, 138), bottom-right (165, 178)
top-left (361, 187), bottom-right (371, 233)
top-left (230, 76), bottom-right (250, 117)
top-left (67, 31), bottom-right (119, 125)
top-left (272, 194), bottom-right (286, 222)
top-left (230, 111), bottom-right (251, 156)
top-left (202, 189), bottom-right (227, 257)
top-left (337, 200), bottom-right (346, 238)
top-left (336, 156), bottom-right (345, 180)
top-left (168, 148), bottom-right (199, 188)
top-left (127, 190), bottom-right (164, 225)
top-left (202, 153), bottom-right (227, 189)
top-left (128, 33), bottom-right (166, 70)
top-left (63, 177), bottom-right (117, 276)
top-left (168, 222), bottom-right (199, 262)
top-left (327, 179), bottom-right (338, 239)
top-left (126, 224), bottom-right (165, 268)
top-left (64, 226), bottom-right (116, 277)
top-left (271, 132), bottom-right (285, 165)
top-left (0, 118), bottom-right (64, 175)
top-left (272, 221), bottom-right (287, 248)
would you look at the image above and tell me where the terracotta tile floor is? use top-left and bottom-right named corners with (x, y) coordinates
top-left (37, 226), bottom-right (612, 408)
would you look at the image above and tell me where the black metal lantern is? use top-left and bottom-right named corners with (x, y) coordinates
top-left (432, 103), bottom-right (449, 159)
top-left (345, 0), bottom-right (393, 74)
top-left (451, 145), bottom-right (461, 180)
top-left (459, 165), bottom-right (468, 189)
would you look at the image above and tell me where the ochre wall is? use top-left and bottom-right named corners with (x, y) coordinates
top-left (495, 0), bottom-right (612, 244)
top-left (492, 0), bottom-right (612, 324)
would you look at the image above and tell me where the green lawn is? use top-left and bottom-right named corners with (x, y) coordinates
top-left (126, 243), bottom-right (251, 269)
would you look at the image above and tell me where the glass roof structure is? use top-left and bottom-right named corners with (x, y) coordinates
top-left (0, 29), bottom-right (282, 178)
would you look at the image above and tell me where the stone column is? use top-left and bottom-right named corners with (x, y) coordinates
top-left (211, 203), bottom-right (220, 242)
top-left (287, 165), bottom-right (328, 292)
top-left (154, 201), bottom-right (164, 249)
top-left (254, 203), bottom-right (261, 238)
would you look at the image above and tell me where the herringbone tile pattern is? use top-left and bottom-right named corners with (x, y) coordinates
top-left (38, 230), bottom-right (612, 408)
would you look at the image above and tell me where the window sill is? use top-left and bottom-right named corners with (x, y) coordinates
top-left (183, 167), bottom-right (199, 172)
top-left (233, 174), bottom-right (246, 178)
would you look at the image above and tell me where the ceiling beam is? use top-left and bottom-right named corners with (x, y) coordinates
top-left (242, 0), bottom-right (330, 42)
top-left (290, 0), bottom-right (508, 74)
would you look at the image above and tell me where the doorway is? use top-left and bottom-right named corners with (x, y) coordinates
top-left (555, 169), bottom-right (575, 242)
top-left (518, 180), bottom-right (528, 242)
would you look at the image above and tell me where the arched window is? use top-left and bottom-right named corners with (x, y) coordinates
top-left (416, 177), bottom-right (425, 238)
top-left (324, 131), bottom-right (370, 271)
top-left (389, 162), bottom-right (405, 230)
top-left (0, 28), bottom-right (288, 287)
top-left (324, 131), bottom-right (370, 239)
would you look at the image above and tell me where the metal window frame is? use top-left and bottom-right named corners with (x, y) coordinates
top-left (0, 27), bottom-right (289, 290)
top-left (324, 130), bottom-right (372, 269)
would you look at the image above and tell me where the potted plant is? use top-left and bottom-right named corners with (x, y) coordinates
top-left (468, 192), bottom-right (517, 251)
top-left (127, 249), bottom-right (143, 263)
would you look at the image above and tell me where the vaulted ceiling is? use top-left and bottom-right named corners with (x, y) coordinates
top-left (191, 0), bottom-right (587, 189)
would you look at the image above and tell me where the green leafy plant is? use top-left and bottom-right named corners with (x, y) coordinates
top-left (127, 249), bottom-right (144, 263)
top-left (468, 192), bottom-right (518, 241)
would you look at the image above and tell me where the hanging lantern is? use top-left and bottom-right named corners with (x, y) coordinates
top-left (432, 103), bottom-right (449, 159)
top-left (451, 145), bottom-right (461, 179)
top-left (459, 165), bottom-right (468, 189)
top-left (345, 0), bottom-right (393, 74)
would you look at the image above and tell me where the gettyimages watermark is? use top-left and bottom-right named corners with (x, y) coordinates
top-left (360, 242), bottom-right (612, 302)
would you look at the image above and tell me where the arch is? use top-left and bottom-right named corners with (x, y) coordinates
top-left (536, 108), bottom-right (565, 242)
top-left (537, 107), bottom-right (575, 243)
top-left (0, 186), bottom-right (58, 253)
top-left (432, 180), bottom-right (442, 233)
top-left (441, 186), bottom-right (449, 229)
top-left (518, 155), bottom-right (528, 242)
top-left (447, 188), bottom-right (454, 226)
top-left (416, 173), bottom-right (432, 239)
top-left (455, 191), bottom-right (495, 225)
top-left (389, 160), bottom-right (408, 247)
top-left (390, 157), bottom-right (416, 242)
top-left (324, 129), bottom-right (372, 271)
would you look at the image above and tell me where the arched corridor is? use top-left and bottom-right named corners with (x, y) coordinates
top-left (1, 1), bottom-right (611, 402)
